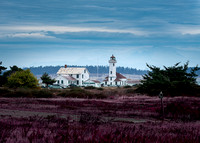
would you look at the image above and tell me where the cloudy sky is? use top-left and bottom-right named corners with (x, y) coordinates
top-left (0, 0), bottom-right (200, 69)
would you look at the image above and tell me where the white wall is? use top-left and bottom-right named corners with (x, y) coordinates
top-left (55, 75), bottom-right (69, 88)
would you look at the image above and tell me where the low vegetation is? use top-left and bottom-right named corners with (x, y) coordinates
top-left (0, 97), bottom-right (199, 142)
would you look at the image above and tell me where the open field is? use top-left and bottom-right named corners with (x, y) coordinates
top-left (0, 95), bottom-right (200, 143)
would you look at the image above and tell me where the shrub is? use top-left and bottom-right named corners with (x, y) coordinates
top-left (97, 87), bottom-right (104, 91)
top-left (0, 88), bottom-right (11, 96)
top-left (124, 85), bottom-right (132, 88)
top-left (126, 89), bottom-right (135, 94)
top-left (5, 88), bottom-right (32, 97)
top-left (84, 86), bottom-right (96, 89)
top-left (58, 88), bottom-right (107, 99)
top-left (2, 88), bottom-right (53, 98)
top-left (31, 89), bottom-right (53, 98)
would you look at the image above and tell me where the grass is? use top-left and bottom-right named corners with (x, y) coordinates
top-left (0, 87), bottom-right (200, 142)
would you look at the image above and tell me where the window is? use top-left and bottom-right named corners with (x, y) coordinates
top-left (68, 81), bottom-right (70, 84)
top-left (82, 74), bottom-right (84, 78)
top-left (105, 82), bottom-right (107, 85)
top-left (110, 82), bottom-right (112, 85)
top-left (61, 80), bottom-right (63, 84)
top-left (110, 77), bottom-right (112, 80)
top-left (77, 80), bottom-right (79, 85)
top-left (77, 74), bottom-right (79, 78)
top-left (113, 63), bottom-right (115, 66)
top-left (115, 82), bottom-right (117, 85)
top-left (110, 71), bottom-right (112, 74)
top-left (84, 70), bottom-right (86, 73)
top-left (57, 80), bottom-right (59, 84)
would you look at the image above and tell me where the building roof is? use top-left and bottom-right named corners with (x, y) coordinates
top-left (84, 79), bottom-right (100, 84)
top-left (62, 75), bottom-right (76, 81)
top-left (104, 72), bottom-right (126, 82)
top-left (91, 80), bottom-right (101, 83)
top-left (57, 67), bottom-right (88, 75)
top-left (127, 79), bottom-right (141, 84)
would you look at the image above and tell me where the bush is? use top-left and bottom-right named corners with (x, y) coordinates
top-left (1, 88), bottom-right (53, 98)
top-left (84, 86), bottom-right (96, 89)
top-left (0, 88), bottom-right (11, 96)
top-left (5, 88), bottom-right (32, 97)
top-left (124, 85), bottom-right (132, 88)
top-left (97, 87), bottom-right (104, 91)
top-left (31, 89), bottom-right (53, 98)
top-left (126, 89), bottom-right (135, 94)
top-left (58, 88), bottom-right (107, 99)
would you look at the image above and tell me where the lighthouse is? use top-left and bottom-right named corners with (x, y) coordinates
top-left (108, 55), bottom-right (117, 85)
top-left (103, 55), bottom-right (127, 86)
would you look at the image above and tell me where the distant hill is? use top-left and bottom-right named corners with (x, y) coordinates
top-left (24, 65), bottom-right (148, 76)
top-left (24, 65), bottom-right (200, 77)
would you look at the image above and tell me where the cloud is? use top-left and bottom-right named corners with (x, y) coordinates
top-left (0, 25), bottom-right (148, 36)
top-left (175, 26), bottom-right (200, 35)
top-left (5, 32), bottom-right (54, 38)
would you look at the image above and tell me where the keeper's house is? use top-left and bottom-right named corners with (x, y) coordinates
top-left (55, 65), bottom-right (89, 88)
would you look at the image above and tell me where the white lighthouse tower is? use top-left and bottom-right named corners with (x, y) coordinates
top-left (108, 55), bottom-right (117, 86)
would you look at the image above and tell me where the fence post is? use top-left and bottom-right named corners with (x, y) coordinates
top-left (159, 91), bottom-right (164, 119)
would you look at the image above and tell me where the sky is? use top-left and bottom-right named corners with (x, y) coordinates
top-left (0, 0), bottom-right (200, 70)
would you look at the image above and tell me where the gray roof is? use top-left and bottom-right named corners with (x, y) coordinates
top-left (57, 67), bottom-right (88, 75)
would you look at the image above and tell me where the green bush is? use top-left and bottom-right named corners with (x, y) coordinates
top-left (1, 88), bottom-right (53, 98)
top-left (58, 88), bottom-right (107, 99)
top-left (31, 89), bottom-right (53, 98)
top-left (0, 87), bottom-right (11, 96)
top-left (124, 85), bottom-right (132, 88)
top-left (5, 88), bottom-right (32, 97)
top-left (97, 87), bottom-right (104, 91)
top-left (84, 86), bottom-right (96, 89)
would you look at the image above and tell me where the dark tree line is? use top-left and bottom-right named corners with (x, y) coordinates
top-left (24, 65), bottom-right (148, 75)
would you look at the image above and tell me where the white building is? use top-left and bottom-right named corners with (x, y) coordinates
top-left (103, 55), bottom-right (127, 86)
top-left (83, 79), bottom-right (101, 87)
top-left (55, 65), bottom-right (89, 87)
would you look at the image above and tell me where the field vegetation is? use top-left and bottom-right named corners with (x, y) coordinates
top-left (0, 88), bottom-right (200, 142)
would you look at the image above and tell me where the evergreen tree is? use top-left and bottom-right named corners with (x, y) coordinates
top-left (0, 61), bottom-right (7, 75)
top-left (1, 65), bottom-right (23, 86)
top-left (41, 72), bottom-right (56, 87)
top-left (0, 62), bottom-right (7, 86)
top-left (137, 62), bottom-right (200, 96)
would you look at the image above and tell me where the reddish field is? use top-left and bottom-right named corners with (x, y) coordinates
top-left (0, 96), bottom-right (200, 143)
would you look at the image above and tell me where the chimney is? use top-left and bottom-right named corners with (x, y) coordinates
top-left (65, 65), bottom-right (67, 68)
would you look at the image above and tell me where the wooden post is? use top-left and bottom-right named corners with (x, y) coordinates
top-left (159, 91), bottom-right (164, 119)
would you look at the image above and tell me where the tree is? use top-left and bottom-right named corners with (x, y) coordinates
top-left (7, 69), bottom-right (39, 88)
top-left (136, 62), bottom-right (200, 96)
top-left (0, 62), bottom-right (7, 86)
top-left (41, 72), bottom-right (56, 87)
top-left (0, 61), bottom-right (7, 75)
top-left (1, 65), bottom-right (23, 86)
